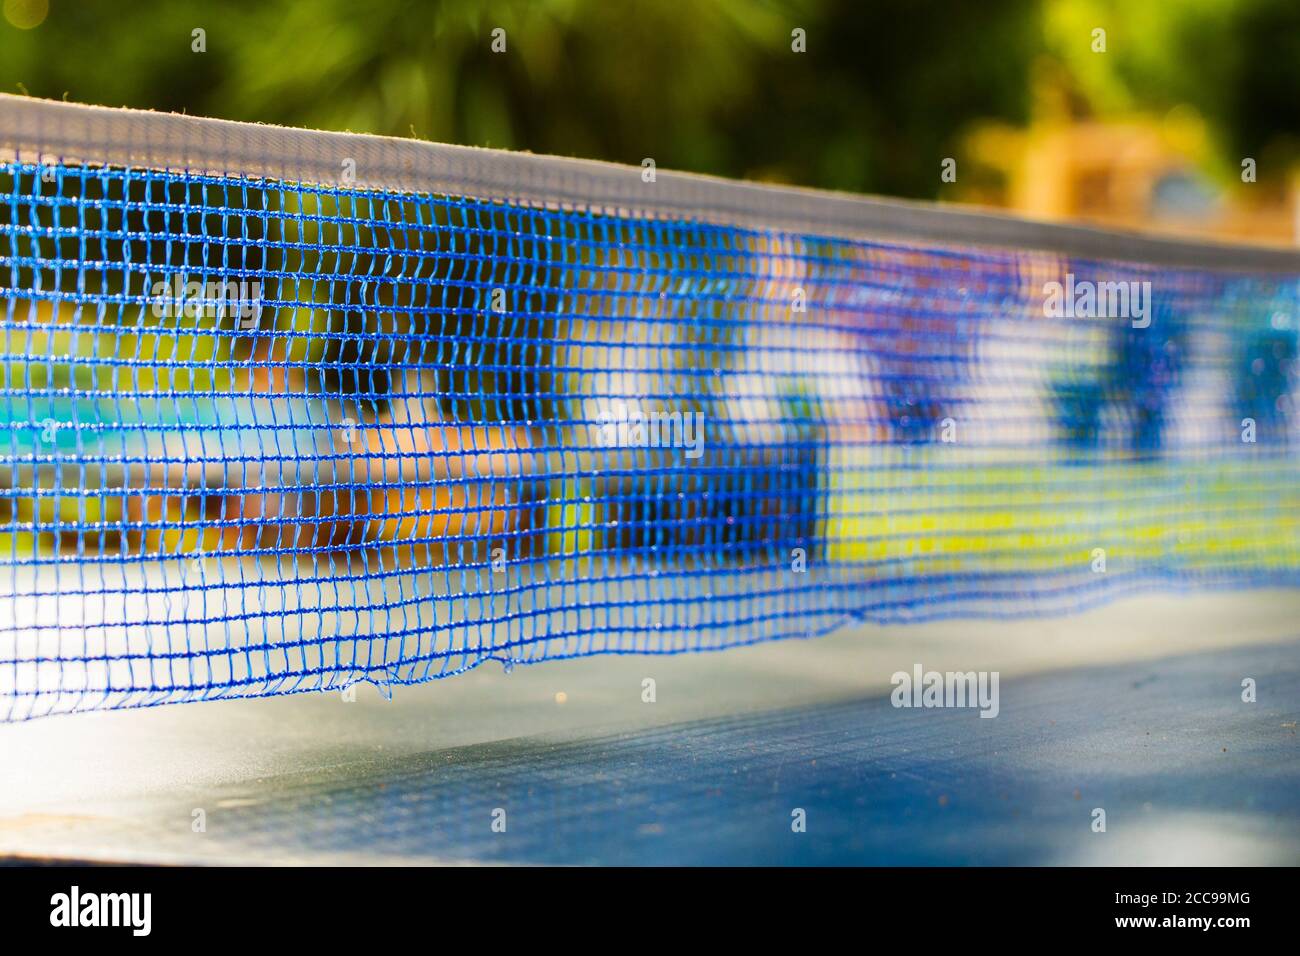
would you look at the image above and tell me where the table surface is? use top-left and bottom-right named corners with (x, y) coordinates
top-left (2, 589), bottom-right (1298, 865)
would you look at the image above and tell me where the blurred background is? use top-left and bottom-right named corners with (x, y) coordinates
top-left (1, 0), bottom-right (1298, 590)
top-left (2, 0), bottom-right (1299, 244)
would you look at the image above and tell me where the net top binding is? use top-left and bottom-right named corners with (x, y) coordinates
top-left (2, 93), bottom-right (1298, 274)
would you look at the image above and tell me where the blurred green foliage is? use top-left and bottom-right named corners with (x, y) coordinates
top-left (3, 0), bottom-right (1295, 199)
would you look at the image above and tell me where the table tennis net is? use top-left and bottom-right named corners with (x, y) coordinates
top-left (3, 103), bottom-right (1300, 719)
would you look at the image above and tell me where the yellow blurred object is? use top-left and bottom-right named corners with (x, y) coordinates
top-left (358, 399), bottom-right (534, 564)
top-left (959, 64), bottom-right (1300, 246)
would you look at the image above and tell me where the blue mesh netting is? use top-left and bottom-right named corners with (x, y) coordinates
top-left (2, 159), bottom-right (1299, 719)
